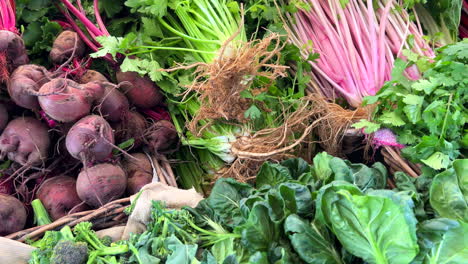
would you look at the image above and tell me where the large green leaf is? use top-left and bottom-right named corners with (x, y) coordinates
top-left (206, 178), bottom-right (254, 228)
top-left (165, 235), bottom-right (198, 264)
top-left (316, 182), bottom-right (419, 264)
top-left (237, 203), bottom-right (279, 252)
top-left (329, 158), bottom-right (387, 191)
top-left (421, 220), bottom-right (468, 264)
top-left (429, 159), bottom-right (468, 221)
top-left (256, 162), bottom-right (292, 188)
top-left (284, 214), bottom-right (342, 264)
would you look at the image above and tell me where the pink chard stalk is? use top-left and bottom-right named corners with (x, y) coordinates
top-left (285, 0), bottom-right (434, 108)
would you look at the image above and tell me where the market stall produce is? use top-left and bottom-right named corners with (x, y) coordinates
top-left (0, 0), bottom-right (466, 263)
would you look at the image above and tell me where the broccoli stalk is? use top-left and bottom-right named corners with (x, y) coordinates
top-left (31, 199), bottom-right (52, 226)
top-left (74, 222), bottom-right (128, 264)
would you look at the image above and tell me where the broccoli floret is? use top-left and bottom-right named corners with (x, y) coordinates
top-left (51, 240), bottom-right (88, 264)
top-left (74, 222), bottom-right (128, 263)
top-left (100, 235), bottom-right (113, 247)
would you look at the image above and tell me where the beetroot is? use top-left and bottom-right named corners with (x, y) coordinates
top-left (0, 117), bottom-right (50, 165)
top-left (65, 115), bottom-right (114, 162)
top-left (113, 111), bottom-right (147, 148)
top-left (0, 30), bottom-right (29, 81)
top-left (122, 153), bottom-right (152, 195)
top-left (76, 163), bottom-right (127, 208)
top-left (145, 120), bottom-right (178, 153)
top-left (116, 70), bottom-right (163, 109)
top-left (0, 177), bottom-right (13, 195)
top-left (79, 70), bottom-right (108, 84)
top-left (8, 64), bottom-right (49, 110)
top-left (49, 30), bottom-right (86, 64)
top-left (0, 103), bottom-right (8, 132)
top-left (97, 85), bottom-right (130, 122)
top-left (0, 193), bottom-right (27, 236)
top-left (36, 176), bottom-right (89, 220)
top-left (38, 78), bottom-right (105, 122)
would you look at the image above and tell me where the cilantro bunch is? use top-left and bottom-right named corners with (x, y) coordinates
top-left (361, 39), bottom-right (467, 170)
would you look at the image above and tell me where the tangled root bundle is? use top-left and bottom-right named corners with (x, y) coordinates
top-left (180, 34), bottom-right (288, 133)
top-left (307, 95), bottom-right (372, 156)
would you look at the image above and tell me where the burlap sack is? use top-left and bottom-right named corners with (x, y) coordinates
top-left (0, 237), bottom-right (37, 264)
top-left (121, 182), bottom-right (203, 240)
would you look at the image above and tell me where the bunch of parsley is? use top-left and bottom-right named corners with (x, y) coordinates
top-left (358, 39), bottom-right (467, 171)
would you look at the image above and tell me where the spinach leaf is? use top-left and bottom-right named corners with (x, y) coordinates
top-left (237, 203), bottom-right (279, 252)
top-left (165, 235), bottom-right (198, 264)
top-left (316, 182), bottom-right (419, 264)
top-left (256, 162), bottom-right (292, 188)
top-left (429, 159), bottom-right (468, 221)
top-left (205, 178), bottom-right (254, 228)
top-left (284, 214), bottom-right (342, 264)
top-left (329, 158), bottom-right (387, 191)
top-left (281, 158), bottom-right (312, 179)
top-left (417, 219), bottom-right (467, 264)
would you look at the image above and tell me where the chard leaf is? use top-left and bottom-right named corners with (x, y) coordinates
top-left (316, 182), bottom-right (419, 264)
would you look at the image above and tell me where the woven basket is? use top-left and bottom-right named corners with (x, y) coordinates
top-left (7, 156), bottom-right (176, 243)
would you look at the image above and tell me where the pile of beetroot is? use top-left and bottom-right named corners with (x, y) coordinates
top-left (0, 5), bottom-right (178, 235)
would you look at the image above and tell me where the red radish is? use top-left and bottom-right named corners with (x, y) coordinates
top-left (76, 163), bottom-right (127, 208)
top-left (36, 176), bottom-right (89, 220)
top-left (145, 120), bottom-right (178, 153)
top-left (50, 30), bottom-right (86, 64)
top-left (0, 117), bottom-right (50, 165)
top-left (65, 115), bottom-right (114, 162)
top-left (38, 78), bottom-right (105, 123)
top-left (116, 70), bottom-right (163, 109)
top-left (122, 153), bottom-right (152, 195)
top-left (96, 85), bottom-right (130, 122)
top-left (113, 111), bottom-right (147, 148)
top-left (0, 193), bottom-right (27, 236)
top-left (8, 64), bottom-right (49, 110)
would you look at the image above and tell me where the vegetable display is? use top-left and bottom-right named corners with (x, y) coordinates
top-left (0, 1), bottom-right (465, 264)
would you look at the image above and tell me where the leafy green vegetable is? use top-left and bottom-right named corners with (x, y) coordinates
top-left (430, 159), bottom-right (468, 221)
top-left (415, 218), bottom-right (468, 264)
top-left (363, 40), bottom-right (468, 170)
top-left (316, 182), bottom-right (419, 264)
top-left (284, 214), bottom-right (342, 264)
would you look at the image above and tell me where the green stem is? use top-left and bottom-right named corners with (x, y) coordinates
top-left (158, 17), bottom-right (220, 44)
top-left (127, 46), bottom-right (216, 56)
top-left (31, 199), bottom-right (52, 226)
top-left (439, 93), bottom-right (453, 140)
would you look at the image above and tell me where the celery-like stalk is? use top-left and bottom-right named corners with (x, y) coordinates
top-left (31, 199), bottom-right (52, 226)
